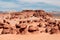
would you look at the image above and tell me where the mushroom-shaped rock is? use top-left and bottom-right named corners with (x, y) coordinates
top-left (1, 28), bottom-right (11, 34)
top-left (19, 24), bottom-right (27, 34)
top-left (49, 28), bottom-right (58, 34)
top-left (0, 23), bottom-right (4, 29)
top-left (28, 26), bottom-right (39, 33)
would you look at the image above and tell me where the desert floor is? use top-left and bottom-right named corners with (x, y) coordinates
top-left (0, 33), bottom-right (60, 40)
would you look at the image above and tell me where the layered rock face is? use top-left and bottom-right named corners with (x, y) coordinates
top-left (0, 10), bottom-right (60, 34)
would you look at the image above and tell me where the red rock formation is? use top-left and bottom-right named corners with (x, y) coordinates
top-left (0, 10), bottom-right (60, 35)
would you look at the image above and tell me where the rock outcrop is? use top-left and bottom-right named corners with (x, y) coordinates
top-left (0, 10), bottom-right (60, 35)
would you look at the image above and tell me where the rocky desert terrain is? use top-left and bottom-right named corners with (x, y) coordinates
top-left (0, 10), bottom-right (60, 40)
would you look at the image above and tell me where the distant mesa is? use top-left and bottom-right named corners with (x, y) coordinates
top-left (22, 10), bottom-right (45, 12)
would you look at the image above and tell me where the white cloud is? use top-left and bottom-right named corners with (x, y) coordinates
top-left (0, 9), bottom-right (17, 12)
top-left (17, 0), bottom-right (60, 6)
top-left (0, 1), bottom-right (19, 8)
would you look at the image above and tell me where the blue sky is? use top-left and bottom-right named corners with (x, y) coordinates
top-left (0, 0), bottom-right (60, 11)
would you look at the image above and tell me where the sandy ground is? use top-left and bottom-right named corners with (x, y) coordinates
top-left (0, 33), bottom-right (60, 40)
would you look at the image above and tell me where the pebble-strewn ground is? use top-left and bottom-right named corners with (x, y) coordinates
top-left (0, 10), bottom-right (60, 40)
